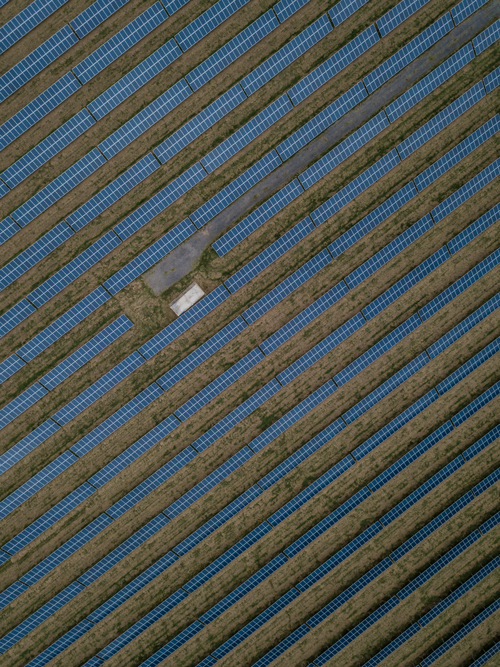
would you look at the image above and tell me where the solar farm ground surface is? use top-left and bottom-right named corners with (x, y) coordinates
top-left (0, 0), bottom-right (500, 666)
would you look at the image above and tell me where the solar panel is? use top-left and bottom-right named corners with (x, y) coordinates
top-left (437, 337), bottom-right (500, 395)
top-left (164, 447), bottom-right (254, 518)
top-left (452, 0), bottom-right (489, 24)
top-left (154, 85), bottom-right (246, 164)
top-left (299, 111), bottom-right (389, 190)
top-left (107, 447), bottom-right (197, 518)
top-left (452, 379), bottom-right (500, 427)
top-left (202, 95), bottom-right (292, 173)
top-left (242, 248), bottom-right (332, 324)
top-left (113, 163), bottom-right (206, 240)
top-left (3, 483), bottom-right (95, 554)
top-left (277, 82), bottom-right (367, 161)
top-left (473, 465), bottom-right (500, 496)
top-left (66, 154), bottom-right (159, 231)
top-left (415, 114), bottom-right (500, 191)
top-left (0, 581), bottom-right (28, 612)
top-left (190, 151), bottom-right (282, 228)
top-left (51, 350), bottom-right (144, 426)
top-left (385, 43), bottom-right (476, 123)
top-left (0, 72), bottom-right (81, 151)
top-left (73, 3), bottom-right (168, 84)
top-left (224, 216), bottom-right (314, 293)
top-left (312, 149), bottom-right (401, 225)
top-left (0, 419), bottom-right (59, 476)
top-left (26, 231), bottom-right (121, 308)
top-left (329, 0), bottom-right (370, 25)
top-left (175, 347), bottom-right (263, 421)
top-left (419, 247), bottom-right (500, 322)
top-left (139, 284), bottom-right (230, 359)
top-left (362, 624), bottom-right (421, 666)
top-left (0, 352), bottom-right (26, 384)
top-left (240, 14), bottom-right (332, 96)
top-left (16, 287), bottom-right (110, 362)
top-left (0, 222), bottom-right (74, 291)
top-left (0, 382), bottom-right (48, 431)
top-left (70, 0), bottom-right (129, 38)
top-left (0, 182), bottom-right (10, 199)
top-left (162, 0), bottom-right (190, 14)
top-left (473, 17), bottom-right (500, 55)
top-left (480, 507), bottom-right (500, 534)
top-left (448, 201), bottom-right (500, 256)
top-left (140, 622), bottom-right (204, 667)
top-left (484, 64), bottom-right (500, 92)
top-left (1, 109), bottom-right (95, 189)
top-left (213, 179), bottom-right (303, 257)
top-left (462, 423), bottom-right (500, 461)
top-left (0, 0), bottom-right (69, 54)
top-left (99, 80), bottom-right (191, 158)
top-left (24, 620), bottom-right (93, 667)
top-left (0, 450), bottom-right (75, 520)
top-left (0, 299), bottom-right (36, 339)
top-left (0, 25), bottom-right (77, 103)
top-left (342, 352), bottom-right (430, 424)
top-left (185, 10), bottom-right (278, 91)
top-left (288, 25), bottom-right (379, 105)
top-left (260, 281), bottom-right (348, 355)
top-left (396, 81), bottom-right (485, 159)
top-left (377, 0), bottom-right (432, 37)
top-left (0, 217), bottom-right (20, 246)
top-left (252, 625), bottom-right (310, 667)
top-left (175, 0), bottom-right (251, 51)
top-left (11, 150), bottom-right (106, 229)
top-left (274, 0), bottom-right (309, 22)
top-left (365, 14), bottom-right (454, 93)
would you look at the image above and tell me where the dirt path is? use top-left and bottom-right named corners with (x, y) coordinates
top-left (145, 0), bottom-right (500, 295)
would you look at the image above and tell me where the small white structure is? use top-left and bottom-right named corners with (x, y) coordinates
top-left (170, 282), bottom-right (205, 316)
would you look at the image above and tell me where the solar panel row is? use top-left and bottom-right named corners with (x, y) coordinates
top-left (452, 0), bottom-right (489, 25)
top-left (176, 0), bottom-right (251, 51)
top-left (274, 0), bottom-right (309, 22)
top-left (484, 64), bottom-right (500, 92)
top-left (70, 0), bottom-right (130, 38)
top-left (0, 381), bottom-right (48, 431)
top-left (0, 301), bottom-right (36, 339)
top-left (0, 353), bottom-right (26, 384)
top-left (377, 0), bottom-right (432, 37)
top-left (473, 17), bottom-right (500, 55)
top-left (452, 379), bottom-right (500, 427)
top-left (448, 200), bottom-right (500, 255)
top-left (0, 0), bottom-right (69, 55)
top-left (0, 217), bottom-right (20, 246)
top-left (25, 621), bottom-right (93, 667)
top-left (329, 0), bottom-right (370, 25)
top-left (0, 420), bottom-right (59, 477)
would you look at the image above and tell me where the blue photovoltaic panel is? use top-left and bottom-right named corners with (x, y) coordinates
top-left (154, 85), bottom-right (247, 164)
top-left (162, 0), bottom-right (190, 12)
top-left (1, 109), bottom-right (95, 189)
top-left (299, 111), bottom-right (389, 189)
top-left (39, 315), bottom-right (133, 390)
top-left (175, 348), bottom-right (263, 421)
top-left (437, 337), bottom-right (500, 395)
top-left (104, 218), bottom-right (196, 294)
top-left (365, 13), bottom-right (454, 93)
top-left (431, 157), bottom-right (500, 223)
top-left (139, 284), bottom-right (230, 359)
top-left (164, 447), bottom-right (254, 518)
top-left (473, 17), bottom-right (500, 55)
top-left (87, 414), bottom-right (178, 486)
top-left (377, 0), bottom-right (431, 37)
top-left (3, 483), bottom-right (95, 554)
top-left (11, 150), bottom-right (106, 228)
top-left (484, 64), bottom-right (500, 93)
top-left (277, 81), bottom-right (367, 161)
top-left (70, 0), bottom-right (129, 38)
top-left (0, 450), bottom-right (75, 520)
top-left (329, 0), bottom-right (370, 25)
top-left (452, 379), bottom-right (500, 427)
top-left (191, 151), bottom-right (282, 228)
top-left (0, 72), bottom-right (81, 151)
top-left (0, 419), bottom-right (59, 476)
top-left (363, 246), bottom-right (451, 321)
top-left (329, 182), bottom-right (417, 257)
top-left (73, 3), bottom-right (168, 84)
top-left (415, 115), bottom-right (500, 191)
top-left (385, 43), bottom-right (476, 123)
top-left (419, 247), bottom-right (500, 322)
top-left (16, 287), bottom-right (110, 362)
top-left (51, 351), bottom-right (144, 426)
top-left (0, 182), bottom-right (9, 199)
top-left (288, 25), bottom-right (379, 106)
top-left (24, 621), bottom-right (93, 667)
top-left (0, 222), bottom-right (74, 291)
top-left (242, 248), bottom-right (332, 324)
top-left (345, 214), bottom-right (433, 289)
top-left (157, 316), bottom-right (247, 391)
top-left (99, 80), bottom-right (192, 158)
top-left (0, 582), bottom-right (28, 612)
top-left (278, 313), bottom-right (365, 386)
top-left (260, 281), bottom-right (349, 355)
top-left (274, 0), bottom-right (309, 22)
top-left (480, 508), bottom-right (500, 534)
top-left (202, 95), bottom-right (292, 173)
top-left (0, 217), bottom-right (21, 245)
top-left (21, 513), bottom-right (113, 586)
top-left (363, 625), bottom-right (421, 667)
top-left (253, 625), bottom-right (310, 667)
top-left (452, 0), bottom-right (489, 24)
top-left (0, 382), bottom-right (48, 431)
top-left (0, 299), bottom-right (36, 339)
top-left (114, 163), bottom-right (206, 240)
top-left (139, 623), bottom-right (204, 667)
top-left (248, 381), bottom-right (336, 453)
top-left (468, 641), bottom-right (500, 667)
top-left (185, 11), bottom-right (278, 91)
top-left (240, 15), bottom-right (332, 96)
top-left (66, 154), bottom-right (159, 231)
top-left (0, 353), bottom-right (26, 384)
top-left (396, 81), bottom-right (485, 159)
top-left (175, 0), bottom-right (251, 51)
top-left (0, 25), bottom-right (77, 103)
top-left (448, 201), bottom-right (500, 255)
top-left (473, 465), bottom-right (500, 496)
top-left (312, 149), bottom-right (401, 225)
top-left (213, 179), bottom-right (304, 257)
top-left (26, 231), bottom-right (121, 308)
top-left (0, 0), bottom-right (69, 54)
top-left (89, 40), bottom-right (182, 120)
top-left (225, 217), bottom-right (314, 293)
top-left (192, 379), bottom-right (280, 452)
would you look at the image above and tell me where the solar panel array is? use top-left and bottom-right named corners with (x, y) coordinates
top-left (452, 0), bottom-right (489, 24)
top-left (175, 0), bottom-right (251, 52)
top-left (377, 0), bottom-right (432, 37)
top-left (473, 17), bottom-right (500, 54)
top-left (0, 0), bottom-right (69, 54)
top-left (0, 217), bottom-right (20, 247)
top-left (70, 0), bottom-right (129, 38)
